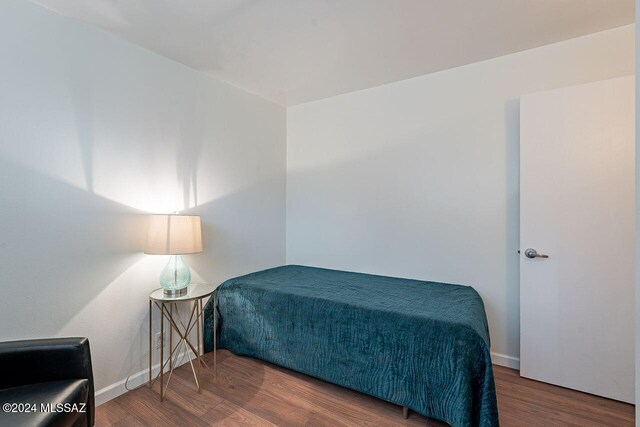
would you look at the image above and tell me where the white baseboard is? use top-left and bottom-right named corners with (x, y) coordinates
top-left (491, 351), bottom-right (520, 370)
top-left (95, 351), bottom-right (194, 406)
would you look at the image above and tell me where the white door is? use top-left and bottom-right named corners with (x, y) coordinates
top-left (519, 76), bottom-right (634, 403)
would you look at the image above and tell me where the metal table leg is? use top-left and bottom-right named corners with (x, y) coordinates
top-left (149, 294), bottom-right (216, 401)
top-left (148, 299), bottom-right (152, 388)
top-left (160, 303), bottom-right (164, 401)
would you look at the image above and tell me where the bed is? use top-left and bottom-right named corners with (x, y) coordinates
top-left (203, 265), bottom-right (499, 427)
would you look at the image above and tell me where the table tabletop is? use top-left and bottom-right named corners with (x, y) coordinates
top-left (149, 282), bottom-right (216, 302)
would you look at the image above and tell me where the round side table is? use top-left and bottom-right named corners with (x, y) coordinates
top-left (148, 283), bottom-right (217, 401)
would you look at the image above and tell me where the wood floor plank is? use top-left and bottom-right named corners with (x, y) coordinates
top-left (96, 350), bottom-right (635, 427)
top-left (203, 401), bottom-right (278, 426)
top-left (110, 414), bottom-right (147, 427)
top-left (94, 398), bottom-right (129, 426)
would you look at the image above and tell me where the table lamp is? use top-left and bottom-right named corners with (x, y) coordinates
top-left (144, 214), bottom-right (203, 297)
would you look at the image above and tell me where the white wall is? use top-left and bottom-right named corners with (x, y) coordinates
top-left (0, 0), bottom-right (286, 402)
top-left (287, 25), bottom-right (635, 366)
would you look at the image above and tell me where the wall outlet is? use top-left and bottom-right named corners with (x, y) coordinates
top-left (154, 332), bottom-right (162, 350)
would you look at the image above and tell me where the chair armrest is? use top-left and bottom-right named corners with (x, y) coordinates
top-left (0, 337), bottom-right (94, 426)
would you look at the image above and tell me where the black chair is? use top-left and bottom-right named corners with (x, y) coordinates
top-left (0, 337), bottom-right (94, 427)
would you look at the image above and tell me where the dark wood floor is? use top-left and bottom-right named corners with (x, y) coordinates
top-left (96, 350), bottom-right (634, 426)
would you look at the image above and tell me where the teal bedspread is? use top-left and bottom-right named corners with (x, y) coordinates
top-left (203, 265), bottom-right (498, 427)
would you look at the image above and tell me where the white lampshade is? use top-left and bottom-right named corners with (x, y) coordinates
top-left (144, 215), bottom-right (203, 255)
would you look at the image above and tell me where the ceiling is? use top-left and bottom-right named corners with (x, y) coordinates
top-left (29, 0), bottom-right (634, 106)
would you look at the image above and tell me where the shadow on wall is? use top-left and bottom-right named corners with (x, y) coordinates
top-left (504, 99), bottom-right (521, 357)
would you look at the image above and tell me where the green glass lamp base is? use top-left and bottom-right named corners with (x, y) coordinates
top-left (160, 255), bottom-right (191, 297)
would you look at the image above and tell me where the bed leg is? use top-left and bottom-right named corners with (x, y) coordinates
top-left (402, 406), bottom-right (409, 419)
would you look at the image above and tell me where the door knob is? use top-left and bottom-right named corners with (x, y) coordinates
top-left (525, 248), bottom-right (549, 259)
